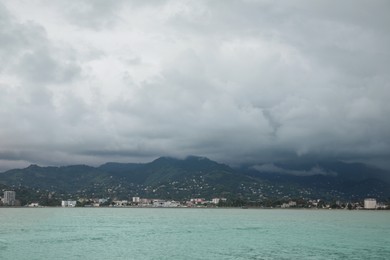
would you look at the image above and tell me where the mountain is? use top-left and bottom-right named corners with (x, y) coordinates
top-left (1, 156), bottom-right (389, 202)
top-left (242, 160), bottom-right (390, 200)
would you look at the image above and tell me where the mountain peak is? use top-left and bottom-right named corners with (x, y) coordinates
top-left (26, 164), bottom-right (41, 169)
top-left (151, 156), bottom-right (179, 163)
top-left (185, 155), bottom-right (211, 161)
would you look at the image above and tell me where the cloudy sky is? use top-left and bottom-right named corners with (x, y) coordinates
top-left (0, 0), bottom-right (389, 171)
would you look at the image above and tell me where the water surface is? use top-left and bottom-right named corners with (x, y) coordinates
top-left (0, 208), bottom-right (389, 259)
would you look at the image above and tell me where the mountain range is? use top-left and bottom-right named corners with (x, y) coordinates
top-left (0, 156), bottom-right (389, 204)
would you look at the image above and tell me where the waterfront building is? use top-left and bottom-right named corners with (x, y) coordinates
top-left (212, 198), bottom-right (220, 204)
top-left (98, 198), bottom-right (108, 204)
top-left (190, 198), bottom-right (206, 205)
top-left (140, 198), bottom-right (152, 204)
top-left (139, 198), bottom-right (152, 206)
top-left (3, 191), bottom-right (16, 206)
top-left (152, 200), bottom-right (180, 207)
top-left (153, 199), bottom-right (166, 207)
top-left (288, 201), bottom-right (297, 207)
top-left (212, 198), bottom-right (227, 204)
top-left (114, 200), bottom-right (128, 207)
top-left (61, 200), bottom-right (77, 207)
top-left (132, 197), bottom-right (140, 203)
top-left (364, 198), bottom-right (376, 209)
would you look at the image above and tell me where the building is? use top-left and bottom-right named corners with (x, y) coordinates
top-left (190, 198), bottom-right (206, 205)
top-left (364, 198), bottom-right (377, 209)
top-left (140, 198), bottom-right (152, 204)
top-left (152, 200), bottom-right (180, 207)
top-left (212, 198), bottom-right (220, 204)
top-left (97, 198), bottom-right (107, 204)
top-left (61, 200), bottom-right (77, 207)
top-left (281, 201), bottom-right (297, 208)
top-left (153, 199), bottom-right (166, 207)
top-left (3, 191), bottom-right (16, 206)
top-left (114, 200), bottom-right (128, 207)
top-left (132, 197), bottom-right (140, 203)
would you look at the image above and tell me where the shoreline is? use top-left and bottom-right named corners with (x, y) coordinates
top-left (1, 206), bottom-right (388, 211)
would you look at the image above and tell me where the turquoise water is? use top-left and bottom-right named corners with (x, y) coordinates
top-left (0, 208), bottom-right (389, 259)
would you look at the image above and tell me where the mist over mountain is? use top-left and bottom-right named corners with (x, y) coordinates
top-left (249, 160), bottom-right (390, 182)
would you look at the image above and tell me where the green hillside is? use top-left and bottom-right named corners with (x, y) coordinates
top-left (1, 156), bottom-right (389, 203)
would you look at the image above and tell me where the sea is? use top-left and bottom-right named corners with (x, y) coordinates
top-left (0, 208), bottom-right (389, 260)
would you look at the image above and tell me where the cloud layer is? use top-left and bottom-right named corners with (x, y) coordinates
top-left (1, 1), bottom-right (390, 171)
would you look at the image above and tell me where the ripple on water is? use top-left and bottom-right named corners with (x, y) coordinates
top-left (0, 239), bottom-right (8, 251)
top-left (0, 208), bottom-right (389, 260)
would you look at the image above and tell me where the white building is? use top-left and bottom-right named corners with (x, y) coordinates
top-left (364, 198), bottom-right (377, 209)
top-left (61, 200), bottom-right (77, 207)
top-left (98, 198), bottom-right (108, 204)
top-left (153, 199), bottom-right (166, 207)
top-left (190, 198), bottom-right (206, 205)
top-left (281, 201), bottom-right (297, 208)
top-left (211, 198), bottom-right (220, 204)
top-left (139, 198), bottom-right (152, 206)
top-left (153, 200), bottom-right (180, 207)
top-left (3, 191), bottom-right (16, 206)
top-left (114, 200), bottom-right (128, 207)
top-left (288, 201), bottom-right (297, 207)
top-left (132, 197), bottom-right (140, 203)
top-left (163, 200), bottom-right (180, 207)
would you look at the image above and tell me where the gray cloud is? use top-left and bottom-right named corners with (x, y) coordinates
top-left (55, 0), bottom-right (125, 30)
top-left (0, 4), bottom-right (81, 83)
top-left (16, 49), bottom-right (80, 84)
top-left (0, 1), bottom-right (389, 171)
top-left (252, 163), bottom-right (337, 177)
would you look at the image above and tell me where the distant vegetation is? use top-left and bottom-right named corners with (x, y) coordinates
top-left (0, 156), bottom-right (389, 206)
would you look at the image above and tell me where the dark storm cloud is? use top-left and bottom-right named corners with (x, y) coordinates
top-left (0, 1), bottom-right (389, 171)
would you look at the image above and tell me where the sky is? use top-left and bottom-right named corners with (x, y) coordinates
top-left (0, 0), bottom-right (389, 172)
